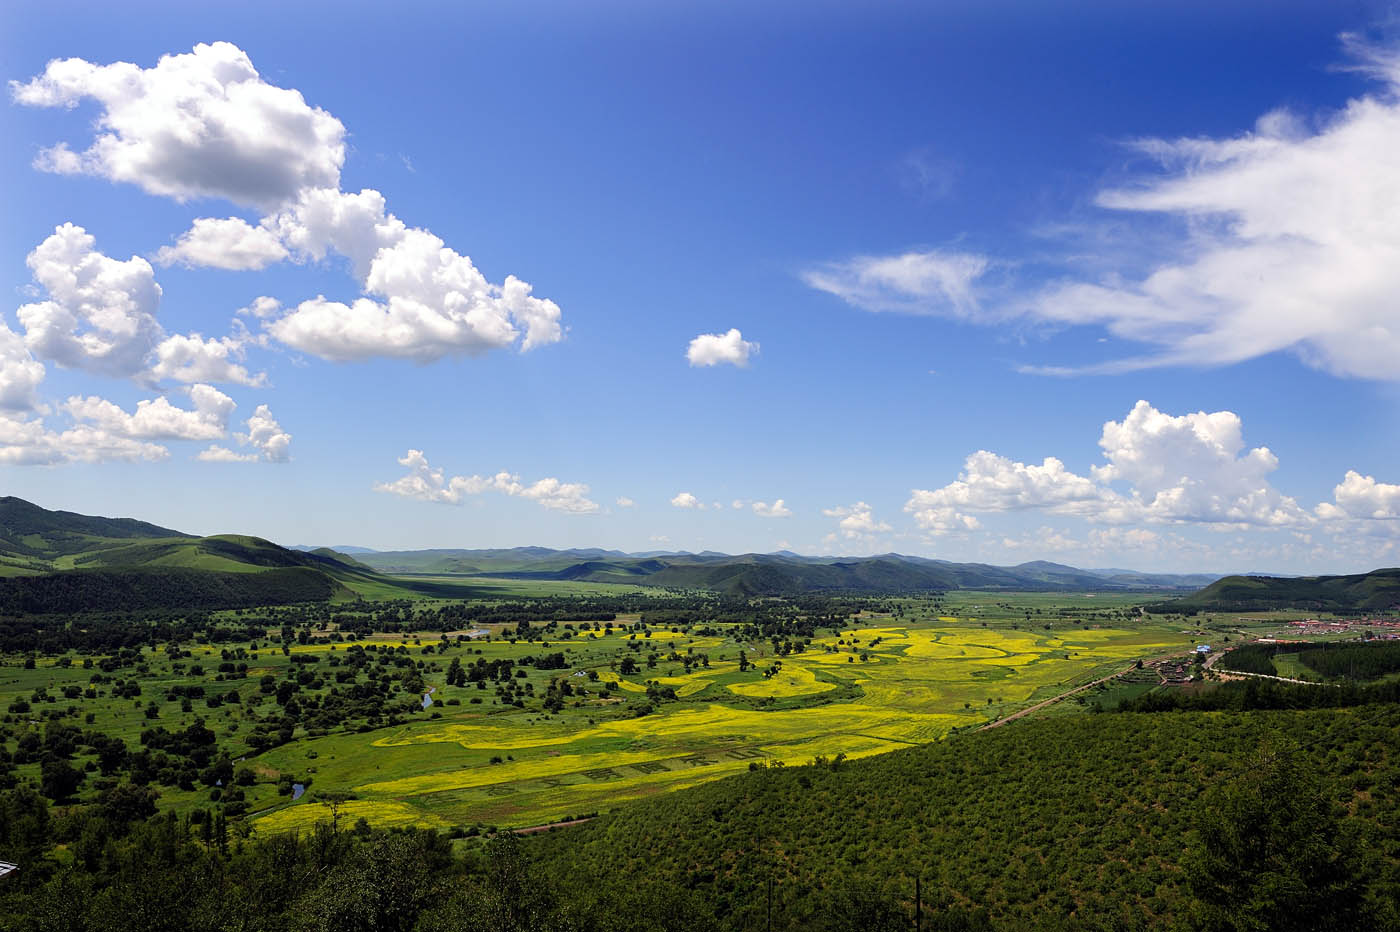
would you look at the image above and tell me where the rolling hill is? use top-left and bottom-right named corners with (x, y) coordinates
top-left (1159, 568), bottom-right (1400, 613)
top-left (0, 495), bottom-right (188, 575)
top-left (0, 498), bottom-right (401, 611)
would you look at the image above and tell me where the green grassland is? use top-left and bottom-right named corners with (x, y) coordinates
top-left (377, 574), bottom-right (660, 599)
top-left (0, 590), bottom-right (1229, 833)
top-left (251, 618), bottom-right (1215, 832)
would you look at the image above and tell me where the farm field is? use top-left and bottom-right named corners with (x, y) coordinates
top-left (0, 586), bottom-right (1291, 833)
top-left (248, 600), bottom-right (1207, 831)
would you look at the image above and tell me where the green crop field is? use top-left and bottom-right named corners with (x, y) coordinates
top-left (0, 583), bottom-right (1300, 834)
top-left (256, 619), bottom-right (1188, 833)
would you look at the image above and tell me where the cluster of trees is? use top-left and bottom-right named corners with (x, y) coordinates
top-left (0, 612), bottom-right (272, 655)
top-left (1216, 639), bottom-right (1400, 682)
top-left (0, 637), bottom-right (455, 810)
top-left (1118, 675), bottom-right (1400, 712)
top-left (1214, 643), bottom-right (1282, 676)
top-left (0, 590), bottom-right (875, 658)
top-left (0, 716), bottom-right (234, 806)
top-left (1299, 640), bottom-right (1400, 680)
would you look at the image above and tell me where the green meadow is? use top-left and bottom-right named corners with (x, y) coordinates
top-left (0, 585), bottom-right (1284, 832)
top-left (256, 618), bottom-right (1185, 833)
top-left (252, 594), bottom-right (1212, 831)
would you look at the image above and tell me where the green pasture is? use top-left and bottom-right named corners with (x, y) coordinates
top-left (246, 612), bottom-right (1199, 832)
top-left (336, 574), bottom-right (659, 601)
top-left (0, 589), bottom-right (1278, 833)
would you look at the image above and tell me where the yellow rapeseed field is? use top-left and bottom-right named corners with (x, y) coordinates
top-left (253, 619), bottom-right (1186, 832)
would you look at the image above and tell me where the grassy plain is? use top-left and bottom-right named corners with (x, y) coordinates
top-left (336, 574), bottom-right (659, 601)
top-left (247, 593), bottom-right (1221, 832)
top-left (0, 586), bottom-right (1293, 833)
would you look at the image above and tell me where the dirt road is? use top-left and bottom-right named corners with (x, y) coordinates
top-left (512, 817), bottom-right (595, 835)
top-left (978, 666), bottom-right (1132, 731)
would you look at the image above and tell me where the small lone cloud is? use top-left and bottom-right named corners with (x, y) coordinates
top-left (686, 328), bottom-right (758, 367)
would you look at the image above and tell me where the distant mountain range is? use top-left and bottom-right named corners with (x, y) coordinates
top-left (339, 546), bottom-right (1221, 594)
top-left (5, 496), bottom-right (1395, 610)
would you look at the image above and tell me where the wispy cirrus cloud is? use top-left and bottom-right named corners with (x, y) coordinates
top-left (806, 36), bottom-right (1400, 383)
top-left (803, 249), bottom-right (989, 317)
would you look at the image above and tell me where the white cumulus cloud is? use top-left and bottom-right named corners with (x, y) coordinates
top-left (1318, 470), bottom-right (1400, 521)
top-left (823, 502), bottom-right (892, 539)
top-left (0, 323), bottom-right (46, 411)
top-left (263, 188), bottom-right (564, 360)
top-left (14, 46), bottom-right (564, 366)
top-left (18, 223), bottom-right (163, 380)
top-left (267, 245), bottom-right (560, 361)
top-left (148, 332), bottom-right (265, 387)
top-left (237, 296), bottom-right (283, 319)
top-left (905, 401), bottom-right (1310, 531)
top-left (686, 328), bottom-right (758, 368)
top-left (64, 383), bottom-right (235, 440)
top-left (246, 187), bottom-right (563, 360)
top-left (905, 450), bottom-right (1112, 534)
top-left (376, 450), bottom-right (598, 513)
top-left (199, 403), bottom-right (291, 463)
top-left (241, 404), bottom-right (291, 462)
top-left (16, 224), bottom-right (266, 388)
top-left (670, 491), bottom-right (703, 509)
top-left (197, 445), bottom-right (259, 464)
top-left (0, 412), bottom-right (168, 465)
top-left (11, 41), bottom-right (345, 209)
top-left (153, 217), bottom-right (288, 270)
top-left (1094, 401), bottom-right (1308, 526)
top-left (752, 499), bottom-right (792, 518)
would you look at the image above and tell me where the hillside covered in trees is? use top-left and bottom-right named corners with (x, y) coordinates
top-left (0, 499), bottom-right (407, 611)
top-left (1, 701), bottom-right (1395, 930)
top-left (1155, 568), bottom-right (1400, 614)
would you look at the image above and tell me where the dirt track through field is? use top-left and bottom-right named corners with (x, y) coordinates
top-left (513, 817), bottom-right (595, 834)
top-left (977, 667), bottom-right (1131, 730)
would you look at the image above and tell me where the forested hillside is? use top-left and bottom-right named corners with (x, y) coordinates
top-left (0, 496), bottom-right (185, 553)
top-left (0, 499), bottom-right (410, 609)
top-left (530, 705), bottom-right (1398, 930)
top-left (0, 704), bottom-right (1393, 930)
top-left (0, 566), bottom-right (339, 614)
top-left (1160, 568), bottom-right (1400, 613)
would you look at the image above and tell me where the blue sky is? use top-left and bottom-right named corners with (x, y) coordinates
top-left (3, 0), bottom-right (1399, 572)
